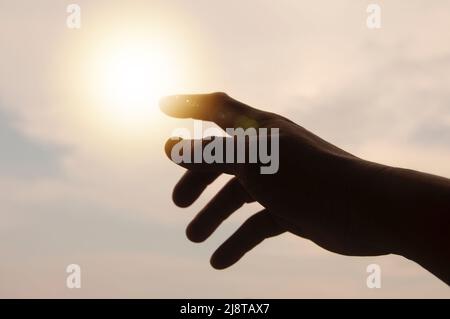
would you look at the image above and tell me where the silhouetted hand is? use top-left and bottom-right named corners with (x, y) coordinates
top-left (161, 92), bottom-right (450, 284)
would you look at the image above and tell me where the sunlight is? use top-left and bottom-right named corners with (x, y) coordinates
top-left (88, 37), bottom-right (180, 132)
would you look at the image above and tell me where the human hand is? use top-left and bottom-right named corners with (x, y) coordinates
top-left (160, 92), bottom-right (450, 282)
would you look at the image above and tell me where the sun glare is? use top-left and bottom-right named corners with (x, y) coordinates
top-left (88, 38), bottom-right (180, 132)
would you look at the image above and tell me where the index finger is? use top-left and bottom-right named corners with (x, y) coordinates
top-left (159, 92), bottom-right (266, 130)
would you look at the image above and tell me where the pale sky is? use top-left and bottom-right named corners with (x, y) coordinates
top-left (0, 0), bottom-right (449, 297)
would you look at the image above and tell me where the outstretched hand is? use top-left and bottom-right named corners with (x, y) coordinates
top-left (160, 92), bottom-right (450, 284)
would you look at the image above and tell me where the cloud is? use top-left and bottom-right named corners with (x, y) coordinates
top-left (0, 107), bottom-right (66, 178)
top-left (0, 0), bottom-right (449, 298)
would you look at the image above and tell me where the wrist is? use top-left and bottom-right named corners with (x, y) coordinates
top-left (374, 165), bottom-right (450, 283)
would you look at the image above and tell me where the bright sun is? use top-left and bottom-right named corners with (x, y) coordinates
top-left (87, 37), bottom-right (180, 131)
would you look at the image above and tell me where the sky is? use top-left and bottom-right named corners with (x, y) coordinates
top-left (0, 0), bottom-right (449, 298)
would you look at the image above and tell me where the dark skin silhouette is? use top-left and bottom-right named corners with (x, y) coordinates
top-left (160, 92), bottom-right (450, 285)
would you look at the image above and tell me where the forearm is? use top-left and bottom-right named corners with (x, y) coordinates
top-left (380, 166), bottom-right (450, 284)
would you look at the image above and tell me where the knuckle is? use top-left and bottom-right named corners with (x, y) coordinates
top-left (211, 92), bottom-right (230, 103)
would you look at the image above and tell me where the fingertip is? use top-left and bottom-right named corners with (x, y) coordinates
top-left (164, 137), bottom-right (182, 160)
top-left (185, 224), bottom-right (207, 243)
top-left (159, 95), bottom-right (180, 115)
top-left (210, 251), bottom-right (232, 270)
top-left (172, 191), bottom-right (192, 208)
top-left (172, 178), bottom-right (198, 208)
top-left (210, 258), bottom-right (227, 270)
top-left (159, 96), bottom-right (170, 113)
